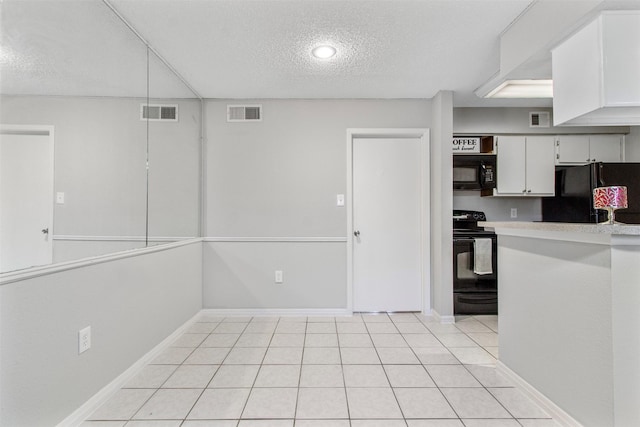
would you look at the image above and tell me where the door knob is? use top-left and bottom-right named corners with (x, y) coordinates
top-left (354, 230), bottom-right (360, 237)
top-left (41, 228), bottom-right (49, 234)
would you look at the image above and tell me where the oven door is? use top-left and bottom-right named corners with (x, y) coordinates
top-left (453, 236), bottom-right (497, 289)
top-left (453, 292), bottom-right (498, 315)
top-left (453, 235), bottom-right (498, 315)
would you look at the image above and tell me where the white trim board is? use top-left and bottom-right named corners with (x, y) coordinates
top-left (56, 311), bottom-right (201, 427)
top-left (204, 237), bottom-right (347, 243)
top-left (53, 235), bottom-right (195, 242)
top-left (1, 238), bottom-right (203, 285)
top-left (496, 361), bottom-right (583, 427)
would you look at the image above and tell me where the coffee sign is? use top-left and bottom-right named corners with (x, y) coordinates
top-left (452, 137), bottom-right (480, 153)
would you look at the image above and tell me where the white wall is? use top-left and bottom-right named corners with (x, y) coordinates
top-left (453, 191), bottom-right (542, 222)
top-left (203, 241), bottom-right (346, 309)
top-left (453, 107), bottom-right (630, 135)
top-left (203, 99), bottom-right (432, 310)
top-left (0, 241), bottom-right (203, 427)
top-left (626, 126), bottom-right (640, 161)
top-left (0, 96), bottom-right (201, 264)
top-left (147, 100), bottom-right (201, 239)
top-left (430, 91), bottom-right (454, 318)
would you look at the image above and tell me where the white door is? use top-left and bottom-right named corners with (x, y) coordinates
top-left (352, 137), bottom-right (422, 312)
top-left (496, 136), bottom-right (526, 194)
top-left (525, 136), bottom-right (556, 195)
top-left (0, 128), bottom-right (54, 271)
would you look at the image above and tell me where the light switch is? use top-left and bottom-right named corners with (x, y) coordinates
top-left (56, 192), bottom-right (65, 204)
top-left (336, 194), bottom-right (345, 207)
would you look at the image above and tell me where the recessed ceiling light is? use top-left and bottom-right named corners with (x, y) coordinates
top-left (484, 80), bottom-right (554, 98)
top-left (312, 45), bottom-right (337, 59)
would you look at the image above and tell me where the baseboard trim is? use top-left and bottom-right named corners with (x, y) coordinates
top-left (496, 361), bottom-right (583, 427)
top-left (201, 308), bottom-right (353, 317)
top-left (56, 312), bottom-right (201, 427)
top-left (432, 309), bottom-right (456, 324)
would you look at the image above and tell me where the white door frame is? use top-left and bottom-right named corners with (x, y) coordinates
top-left (346, 128), bottom-right (431, 314)
top-left (0, 124), bottom-right (55, 270)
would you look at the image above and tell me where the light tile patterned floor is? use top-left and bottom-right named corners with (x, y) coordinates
top-left (82, 313), bottom-right (560, 427)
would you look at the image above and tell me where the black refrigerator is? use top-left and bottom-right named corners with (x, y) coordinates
top-left (542, 163), bottom-right (640, 224)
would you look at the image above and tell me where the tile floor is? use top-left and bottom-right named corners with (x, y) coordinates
top-left (82, 313), bottom-right (560, 427)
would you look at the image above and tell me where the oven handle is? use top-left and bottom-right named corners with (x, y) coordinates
top-left (457, 295), bottom-right (498, 304)
top-left (453, 237), bottom-right (495, 241)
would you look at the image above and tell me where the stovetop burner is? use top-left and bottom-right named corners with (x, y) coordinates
top-left (453, 209), bottom-right (488, 232)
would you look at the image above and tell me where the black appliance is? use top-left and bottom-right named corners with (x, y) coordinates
top-left (542, 162), bottom-right (640, 224)
top-left (452, 210), bottom-right (498, 315)
top-left (453, 155), bottom-right (497, 191)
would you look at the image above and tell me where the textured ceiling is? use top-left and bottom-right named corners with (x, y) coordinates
top-left (1, 0), bottom-right (563, 105)
top-left (110, 0), bottom-right (533, 103)
top-left (0, 0), bottom-right (195, 98)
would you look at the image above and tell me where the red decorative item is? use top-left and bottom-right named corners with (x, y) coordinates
top-left (593, 186), bottom-right (628, 224)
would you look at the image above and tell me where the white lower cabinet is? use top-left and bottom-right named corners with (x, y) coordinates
top-left (494, 135), bottom-right (555, 197)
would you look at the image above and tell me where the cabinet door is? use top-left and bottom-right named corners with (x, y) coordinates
top-left (589, 135), bottom-right (622, 162)
top-left (496, 136), bottom-right (526, 195)
top-left (525, 136), bottom-right (556, 195)
top-left (556, 135), bottom-right (590, 164)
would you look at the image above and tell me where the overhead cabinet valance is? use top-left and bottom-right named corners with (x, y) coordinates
top-left (552, 11), bottom-right (640, 126)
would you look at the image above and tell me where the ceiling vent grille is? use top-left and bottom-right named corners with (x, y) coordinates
top-left (529, 111), bottom-right (550, 128)
top-left (141, 104), bottom-right (178, 122)
top-left (227, 105), bottom-right (262, 122)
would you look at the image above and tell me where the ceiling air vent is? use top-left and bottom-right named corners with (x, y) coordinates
top-left (227, 104), bottom-right (262, 122)
top-left (529, 111), bottom-right (550, 128)
top-left (141, 104), bottom-right (178, 122)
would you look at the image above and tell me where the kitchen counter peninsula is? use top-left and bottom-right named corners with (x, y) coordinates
top-left (480, 221), bottom-right (640, 427)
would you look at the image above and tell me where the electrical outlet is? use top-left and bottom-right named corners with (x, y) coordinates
top-left (510, 208), bottom-right (518, 219)
top-left (275, 270), bottom-right (284, 284)
top-left (78, 326), bottom-right (91, 354)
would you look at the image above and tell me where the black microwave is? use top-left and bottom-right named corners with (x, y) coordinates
top-left (453, 154), bottom-right (497, 190)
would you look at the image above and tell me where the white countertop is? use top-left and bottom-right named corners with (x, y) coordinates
top-left (480, 221), bottom-right (640, 236)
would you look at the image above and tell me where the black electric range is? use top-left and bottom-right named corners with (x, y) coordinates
top-left (452, 210), bottom-right (498, 315)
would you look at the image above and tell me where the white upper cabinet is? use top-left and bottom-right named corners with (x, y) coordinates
top-left (494, 136), bottom-right (555, 197)
top-left (552, 11), bottom-right (640, 126)
top-left (496, 136), bottom-right (526, 195)
top-left (556, 134), bottom-right (624, 164)
top-left (526, 136), bottom-right (556, 195)
top-left (555, 135), bottom-right (589, 164)
top-left (589, 135), bottom-right (624, 163)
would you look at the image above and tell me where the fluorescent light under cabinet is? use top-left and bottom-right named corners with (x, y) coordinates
top-left (484, 79), bottom-right (553, 98)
